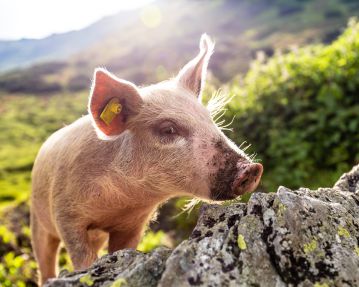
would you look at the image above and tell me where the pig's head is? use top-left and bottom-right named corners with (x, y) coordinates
top-left (88, 34), bottom-right (263, 201)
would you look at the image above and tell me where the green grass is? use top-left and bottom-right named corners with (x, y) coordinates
top-left (0, 92), bottom-right (88, 205)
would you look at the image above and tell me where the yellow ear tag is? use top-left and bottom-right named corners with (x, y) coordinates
top-left (100, 98), bottom-right (122, 126)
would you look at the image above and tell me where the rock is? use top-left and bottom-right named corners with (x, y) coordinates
top-left (334, 165), bottom-right (359, 193)
top-left (46, 248), bottom-right (171, 287)
top-left (46, 165), bottom-right (359, 287)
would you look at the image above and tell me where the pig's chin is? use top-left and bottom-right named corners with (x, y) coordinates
top-left (209, 178), bottom-right (243, 201)
top-left (210, 191), bottom-right (238, 201)
top-left (210, 179), bottom-right (260, 201)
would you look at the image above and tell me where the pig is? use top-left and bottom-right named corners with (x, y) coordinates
top-left (30, 34), bottom-right (263, 285)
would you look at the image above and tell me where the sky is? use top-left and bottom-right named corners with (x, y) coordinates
top-left (0, 0), bottom-right (154, 40)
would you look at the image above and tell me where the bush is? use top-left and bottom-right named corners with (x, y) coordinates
top-left (0, 203), bottom-right (37, 286)
top-left (226, 19), bottom-right (359, 191)
top-left (0, 203), bottom-right (73, 286)
top-left (67, 74), bottom-right (89, 92)
top-left (137, 231), bottom-right (172, 253)
top-left (0, 62), bottom-right (67, 94)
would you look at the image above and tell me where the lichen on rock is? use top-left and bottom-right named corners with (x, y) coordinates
top-left (46, 165), bottom-right (359, 287)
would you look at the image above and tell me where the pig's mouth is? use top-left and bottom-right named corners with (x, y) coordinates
top-left (210, 161), bottom-right (263, 201)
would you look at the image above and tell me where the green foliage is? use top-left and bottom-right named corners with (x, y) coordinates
top-left (0, 251), bottom-right (37, 287)
top-left (0, 203), bottom-right (37, 286)
top-left (227, 19), bottom-right (359, 191)
top-left (0, 203), bottom-right (72, 285)
top-left (0, 92), bottom-right (87, 204)
top-left (137, 231), bottom-right (171, 253)
top-left (0, 225), bottom-right (16, 244)
top-left (0, 62), bottom-right (66, 94)
top-left (0, 91), bottom-right (85, 286)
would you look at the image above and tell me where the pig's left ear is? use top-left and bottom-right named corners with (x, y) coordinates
top-left (176, 34), bottom-right (214, 101)
top-left (88, 68), bottom-right (143, 140)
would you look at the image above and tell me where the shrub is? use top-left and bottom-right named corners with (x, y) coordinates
top-left (67, 74), bottom-right (89, 92)
top-left (226, 19), bottom-right (359, 191)
top-left (0, 203), bottom-right (73, 285)
top-left (137, 231), bottom-right (172, 253)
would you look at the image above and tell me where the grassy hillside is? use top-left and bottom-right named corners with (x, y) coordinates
top-left (0, 92), bottom-right (88, 207)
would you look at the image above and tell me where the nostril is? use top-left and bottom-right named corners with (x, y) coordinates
top-left (241, 178), bottom-right (249, 186)
top-left (239, 163), bottom-right (263, 185)
top-left (253, 168), bottom-right (259, 176)
top-left (233, 162), bottom-right (263, 195)
top-left (249, 163), bottom-right (263, 178)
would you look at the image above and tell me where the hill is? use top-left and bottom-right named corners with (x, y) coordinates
top-left (0, 10), bottom-right (136, 71)
top-left (1, 0), bottom-right (359, 94)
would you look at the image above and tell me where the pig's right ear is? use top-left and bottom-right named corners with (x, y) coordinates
top-left (88, 68), bottom-right (143, 140)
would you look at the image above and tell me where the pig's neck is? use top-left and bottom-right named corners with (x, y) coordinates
top-left (105, 132), bottom-right (179, 206)
top-left (108, 170), bottom-right (171, 207)
top-left (88, 167), bottom-right (170, 233)
top-left (94, 130), bottom-right (179, 221)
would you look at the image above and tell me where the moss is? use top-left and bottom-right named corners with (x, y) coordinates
top-left (237, 234), bottom-right (247, 250)
top-left (277, 202), bottom-right (287, 216)
top-left (110, 278), bottom-right (127, 287)
top-left (337, 226), bottom-right (350, 238)
top-left (303, 239), bottom-right (317, 254)
top-left (313, 282), bottom-right (329, 287)
top-left (355, 246), bottom-right (359, 256)
top-left (79, 274), bottom-right (94, 286)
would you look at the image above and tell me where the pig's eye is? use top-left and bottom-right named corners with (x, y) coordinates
top-left (161, 126), bottom-right (176, 135)
top-left (154, 121), bottom-right (181, 140)
top-left (153, 120), bottom-right (189, 143)
top-left (159, 123), bottom-right (178, 136)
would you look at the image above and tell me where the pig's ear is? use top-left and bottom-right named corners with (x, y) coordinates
top-left (176, 34), bottom-right (214, 101)
top-left (88, 68), bottom-right (143, 140)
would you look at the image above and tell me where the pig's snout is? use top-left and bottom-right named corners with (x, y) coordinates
top-left (232, 162), bottom-right (263, 195)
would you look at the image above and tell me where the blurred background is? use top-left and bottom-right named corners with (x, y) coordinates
top-left (0, 0), bottom-right (358, 285)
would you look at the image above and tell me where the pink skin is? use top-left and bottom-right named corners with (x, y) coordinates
top-left (30, 34), bottom-right (263, 285)
top-left (233, 162), bottom-right (263, 196)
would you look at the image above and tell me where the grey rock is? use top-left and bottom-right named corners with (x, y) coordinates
top-left (46, 165), bottom-right (359, 287)
top-left (334, 165), bottom-right (359, 193)
top-left (45, 248), bottom-right (171, 287)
